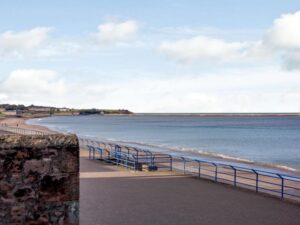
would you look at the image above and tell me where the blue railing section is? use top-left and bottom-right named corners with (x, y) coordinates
top-left (80, 137), bottom-right (300, 202)
top-left (0, 125), bottom-right (56, 135)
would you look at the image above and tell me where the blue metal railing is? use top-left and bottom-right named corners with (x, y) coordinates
top-left (85, 142), bottom-right (139, 170)
top-left (0, 125), bottom-right (57, 135)
top-left (171, 157), bottom-right (300, 201)
top-left (79, 137), bottom-right (300, 202)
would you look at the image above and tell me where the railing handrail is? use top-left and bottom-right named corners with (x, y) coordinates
top-left (80, 137), bottom-right (300, 202)
top-left (175, 155), bottom-right (300, 181)
top-left (79, 137), bottom-right (300, 181)
top-left (0, 124), bottom-right (58, 135)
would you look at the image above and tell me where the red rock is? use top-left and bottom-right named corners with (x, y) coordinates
top-left (0, 134), bottom-right (79, 224)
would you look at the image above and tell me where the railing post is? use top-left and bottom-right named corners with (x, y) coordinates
top-left (182, 158), bottom-right (186, 174)
top-left (93, 146), bottom-right (95, 159)
top-left (97, 147), bottom-right (103, 160)
top-left (99, 147), bottom-right (103, 160)
top-left (148, 151), bottom-right (154, 167)
top-left (195, 160), bottom-right (201, 177)
top-left (231, 166), bottom-right (237, 187)
top-left (134, 158), bottom-right (137, 171)
top-left (87, 145), bottom-right (91, 159)
top-left (213, 163), bottom-right (217, 182)
top-left (277, 174), bottom-right (284, 199)
top-left (252, 169), bottom-right (259, 193)
top-left (281, 177), bottom-right (284, 199)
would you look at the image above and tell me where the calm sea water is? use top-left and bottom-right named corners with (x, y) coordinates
top-left (28, 115), bottom-right (300, 170)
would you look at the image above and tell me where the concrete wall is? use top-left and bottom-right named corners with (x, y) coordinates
top-left (0, 134), bottom-right (79, 225)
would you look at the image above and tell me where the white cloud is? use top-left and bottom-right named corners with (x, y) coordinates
top-left (1, 69), bottom-right (61, 90)
top-left (0, 69), bottom-right (67, 105)
top-left (129, 69), bottom-right (300, 112)
top-left (36, 41), bottom-right (82, 57)
top-left (0, 27), bottom-right (82, 59)
top-left (159, 11), bottom-right (300, 69)
top-left (0, 20), bottom-right (141, 59)
top-left (246, 11), bottom-right (300, 68)
top-left (261, 11), bottom-right (300, 70)
top-left (94, 20), bottom-right (140, 45)
top-left (159, 35), bottom-right (248, 62)
top-left (0, 69), bottom-right (111, 107)
top-left (263, 11), bottom-right (300, 50)
top-left (1, 68), bottom-right (299, 112)
top-left (282, 52), bottom-right (300, 70)
top-left (0, 27), bottom-right (51, 58)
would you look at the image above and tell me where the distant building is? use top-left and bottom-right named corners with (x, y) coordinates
top-left (59, 108), bottom-right (69, 112)
top-left (16, 109), bottom-right (23, 117)
top-left (28, 107), bottom-right (51, 113)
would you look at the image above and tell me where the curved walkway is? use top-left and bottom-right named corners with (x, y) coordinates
top-left (80, 150), bottom-right (300, 225)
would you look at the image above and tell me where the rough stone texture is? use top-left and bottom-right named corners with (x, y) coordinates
top-left (0, 134), bottom-right (79, 225)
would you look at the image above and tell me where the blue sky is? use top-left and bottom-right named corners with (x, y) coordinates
top-left (0, 0), bottom-right (300, 112)
top-left (1, 0), bottom-right (299, 31)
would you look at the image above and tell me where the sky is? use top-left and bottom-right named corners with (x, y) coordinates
top-left (0, 0), bottom-right (300, 112)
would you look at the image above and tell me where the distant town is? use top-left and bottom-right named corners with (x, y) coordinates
top-left (1, 104), bottom-right (299, 118)
top-left (0, 104), bottom-right (133, 118)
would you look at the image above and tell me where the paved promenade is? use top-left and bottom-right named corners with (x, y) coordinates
top-left (80, 150), bottom-right (300, 225)
top-left (0, 130), bottom-right (10, 134)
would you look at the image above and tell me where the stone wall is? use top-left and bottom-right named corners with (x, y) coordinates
top-left (0, 134), bottom-right (79, 225)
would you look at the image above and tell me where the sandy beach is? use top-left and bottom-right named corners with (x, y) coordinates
top-left (0, 117), bottom-right (52, 133)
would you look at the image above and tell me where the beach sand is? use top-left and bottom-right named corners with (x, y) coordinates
top-left (0, 117), bottom-right (51, 132)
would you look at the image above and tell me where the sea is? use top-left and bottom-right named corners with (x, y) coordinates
top-left (28, 115), bottom-right (300, 172)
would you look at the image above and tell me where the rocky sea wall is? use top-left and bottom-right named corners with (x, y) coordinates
top-left (0, 134), bottom-right (79, 225)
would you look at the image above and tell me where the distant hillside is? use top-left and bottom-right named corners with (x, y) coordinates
top-left (78, 109), bottom-right (132, 115)
top-left (0, 104), bottom-right (133, 116)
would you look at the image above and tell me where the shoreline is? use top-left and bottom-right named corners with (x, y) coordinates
top-left (30, 116), bottom-right (300, 175)
top-left (132, 113), bottom-right (300, 117)
top-left (2, 116), bottom-right (299, 175)
top-left (86, 135), bottom-right (300, 175)
top-left (0, 117), bottom-right (52, 133)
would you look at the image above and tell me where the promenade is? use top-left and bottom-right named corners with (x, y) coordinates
top-left (80, 149), bottom-right (300, 225)
top-left (0, 130), bottom-right (10, 134)
top-left (1, 118), bottom-right (299, 225)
